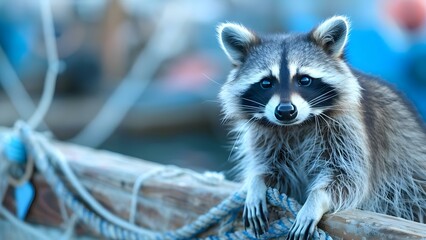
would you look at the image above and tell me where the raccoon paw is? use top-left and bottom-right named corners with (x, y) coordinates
top-left (286, 213), bottom-right (318, 240)
top-left (287, 190), bottom-right (330, 240)
top-left (243, 196), bottom-right (269, 238)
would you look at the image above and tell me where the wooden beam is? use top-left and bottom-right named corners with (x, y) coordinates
top-left (3, 141), bottom-right (426, 239)
top-left (319, 210), bottom-right (426, 239)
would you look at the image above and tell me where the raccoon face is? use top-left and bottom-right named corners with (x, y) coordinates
top-left (218, 16), bottom-right (361, 126)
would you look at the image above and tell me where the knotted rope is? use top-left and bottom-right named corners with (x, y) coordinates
top-left (1, 123), bottom-right (332, 240)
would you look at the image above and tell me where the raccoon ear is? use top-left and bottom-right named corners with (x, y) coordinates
top-left (217, 23), bottom-right (259, 65)
top-left (310, 16), bottom-right (350, 58)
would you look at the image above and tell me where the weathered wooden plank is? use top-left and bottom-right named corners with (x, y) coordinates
top-left (320, 210), bottom-right (426, 239)
top-left (3, 141), bottom-right (239, 237)
top-left (3, 141), bottom-right (426, 239)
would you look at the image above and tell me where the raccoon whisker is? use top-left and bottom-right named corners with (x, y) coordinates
top-left (308, 90), bottom-right (336, 103)
top-left (220, 111), bottom-right (231, 124)
top-left (322, 106), bottom-right (347, 111)
top-left (309, 86), bottom-right (335, 101)
top-left (241, 98), bottom-right (267, 107)
top-left (308, 91), bottom-right (337, 106)
top-left (326, 104), bottom-right (357, 112)
top-left (309, 104), bottom-right (354, 114)
top-left (221, 117), bottom-right (230, 125)
top-left (240, 105), bottom-right (264, 110)
top-left (325, 108), bottom-right (352, 113)
top-left (202, 73), bottom-right (221, 86)
top-left (308, 89), bottom-right (337, 105)
top-left (310, 93), bottom-right (339, 107)
top-left (231, 117), bottom-right (256, 135)
top-left (240, 106), bottom-right (265, 114)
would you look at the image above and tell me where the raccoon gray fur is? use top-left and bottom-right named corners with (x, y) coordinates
top-left (217, 16), bottom-right (426, 239)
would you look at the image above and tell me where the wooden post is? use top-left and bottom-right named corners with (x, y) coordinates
top-left (3, 141), bottom-right (426, 239)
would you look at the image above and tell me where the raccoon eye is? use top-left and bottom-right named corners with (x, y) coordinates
top-left (260, 78), bottom-right (273, 89)
top-left (298, 76), bottom-right (312, 86)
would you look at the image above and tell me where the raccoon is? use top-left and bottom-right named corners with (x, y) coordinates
top-left (217, 16), bottom-right (426, 239)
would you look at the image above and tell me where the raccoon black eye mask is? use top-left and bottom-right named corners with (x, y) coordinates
top-left (240, 73), bottom-right (335, 125)
top-left (218, 15), bottom-right (426, 240)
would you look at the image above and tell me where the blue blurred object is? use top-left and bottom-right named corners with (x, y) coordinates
top-left (15, 181), bottom-right (35, 220)
top-left (347, 28), bottom-right (426, 119)
top-left (3, 135), bottom-right (35, 220)
top-left (0, 10), bottom-right (34, 72)
top-left (347, 29), bottom-right (404, 85)
top-left (4, 135), bottom-right (27, 164)
top-left (405, 43), bottom-right (426, 119)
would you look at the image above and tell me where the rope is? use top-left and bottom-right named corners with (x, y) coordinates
top-left (7, 155), bottom-right (34, 187)
top-left (0, 47), bottom-right (38, 121)
top-left (22, 125), bottom-right (157, 238)
top-left (129, 167), bottom-right (173, 224)
top-left (129, 166), bottom-right (225, 224)
top-left (0, 205), bottom-right (53, 240)
top-left (27, 0), bottom-right (60, 129)
top-left (6, 123), bottom-right (332, 240)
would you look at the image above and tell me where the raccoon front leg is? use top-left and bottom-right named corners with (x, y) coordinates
top-left (286, 189), bottom-right (331, 240)
top-left (243, 175), bottom-right (269, 238)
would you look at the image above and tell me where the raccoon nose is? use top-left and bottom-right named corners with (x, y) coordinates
top-left (275, 103), bottom-right (298, 122)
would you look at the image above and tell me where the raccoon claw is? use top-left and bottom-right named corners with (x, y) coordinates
top-left (286, 218), bottom-right (316, 240)
top-left (243, 200), bottom-right (269, 238)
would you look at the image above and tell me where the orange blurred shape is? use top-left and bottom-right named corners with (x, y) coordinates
top-left (386, 0), bottom-right (426, 31)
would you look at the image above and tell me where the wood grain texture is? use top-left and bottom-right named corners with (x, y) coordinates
top-left (319, 210), bottom-right (426, 240)
top-left (2, 141), bottom-right (426, 239)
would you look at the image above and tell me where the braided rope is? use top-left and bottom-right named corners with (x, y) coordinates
top-left (8, 124), bottom-right (332, 240)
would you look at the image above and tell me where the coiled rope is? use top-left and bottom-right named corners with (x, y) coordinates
top-left (0, 122), bottom-right (332, 240)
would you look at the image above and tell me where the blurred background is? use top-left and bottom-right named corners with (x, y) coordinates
top-left (0, 0), bottom-right (425, 178)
